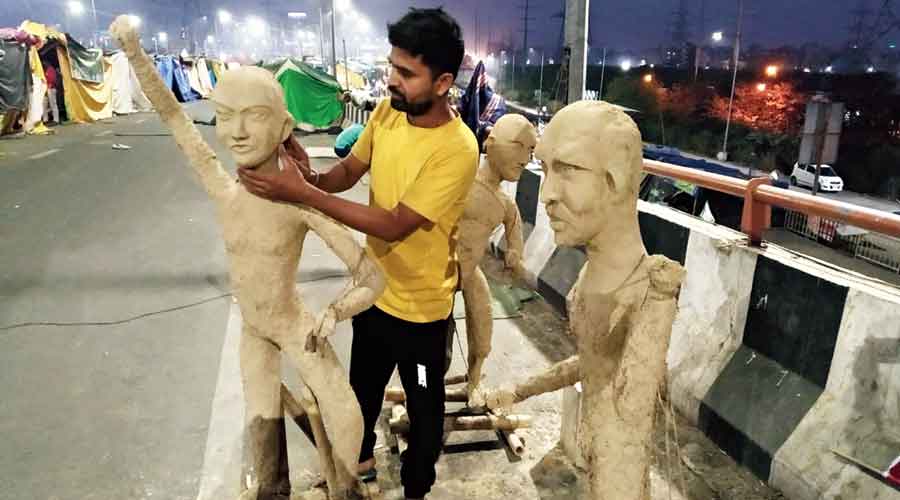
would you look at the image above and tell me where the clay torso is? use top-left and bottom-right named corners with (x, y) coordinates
top-left (567, 258), bottom-right (652, 461)
top-left (221, 188), bottom-right (312, 335)
top-left (458, 179), bottom-right (507, 277)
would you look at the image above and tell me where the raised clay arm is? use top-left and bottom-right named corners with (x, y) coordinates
top-left (501, 195), bottom-right (526, 274)
top-left (484, 355), bottom-right (581, 412)
top-left (109, 16), bottom-right (233, 202)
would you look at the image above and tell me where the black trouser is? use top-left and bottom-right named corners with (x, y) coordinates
top-left (350, 306), bottom-right (449, 499)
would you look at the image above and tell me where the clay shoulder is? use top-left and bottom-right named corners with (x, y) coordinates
top-left (644, 254), bottom-right (685, 299)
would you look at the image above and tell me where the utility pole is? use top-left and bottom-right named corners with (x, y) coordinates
top-left (521, 0), bottom-right (531, 62)
top-left (721, 0), bottom-right (744, 160)
top-left (848, 0), bottom-right (870, 48)
top-left (319, 7), bottom-right (326, 63)
top-left (330, 0), bottom-right (338, 76)
top-left (564, 0), bottom-right (589, 103)
top-left (695, 0), bottom-right (706, 80)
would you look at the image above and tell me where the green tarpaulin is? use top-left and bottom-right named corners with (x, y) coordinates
top-left (266, 58), bottom-right (343, 130)
top-left (0, 40), bottom-right (30, 112)
top-left (66, 35), bottom-right (103, 84)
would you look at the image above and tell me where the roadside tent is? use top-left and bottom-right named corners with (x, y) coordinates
top-left (108, 51), bottom-right (151, 114)
top-left (17, 21), bottom-right (69, 133)
top-left (155, 55), bottom-right (198, 102)
top-left (0, 38), bottom-right (31, 114)
top-left (335, 63), bottom-right (366, 90)
top-left (265, 58), bottom-right (344, 131)
top-left (183, 57), bottom-right (209, 98)
top-left (196, 58), bottom-right (215, 94)
top-left (57, 33), bottom-right (113, 122)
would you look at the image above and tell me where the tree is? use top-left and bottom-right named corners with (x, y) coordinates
top-left (708, 81), bottom-right (805, 134)
top-left (659, 83), bottom-right (714, 119)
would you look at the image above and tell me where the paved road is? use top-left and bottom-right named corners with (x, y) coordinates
top-left (0, 111), bottom-right (366, 499)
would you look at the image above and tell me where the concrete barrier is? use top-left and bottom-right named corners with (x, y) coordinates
top-left (502, 172), bottom-right (900, 498)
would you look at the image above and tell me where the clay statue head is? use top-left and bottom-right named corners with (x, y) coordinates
top-left (484, 114), bottom-right (538, 182)
top-left (209, 67), bottom-right (295, 168)
top-left (535, 100), bottom-right (644, 247)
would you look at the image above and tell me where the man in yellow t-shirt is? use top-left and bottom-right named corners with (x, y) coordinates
top-left (238, 8), bottom-right (477, 499)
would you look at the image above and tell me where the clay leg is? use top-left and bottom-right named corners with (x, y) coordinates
top-left (462, 266), bottom-right (493, 406)
top-left (239, 330), bottom-right (291, 499)
top-left (279, 329), bottom-right (363, 499)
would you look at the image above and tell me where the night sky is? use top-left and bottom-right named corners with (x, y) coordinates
top-left (0, 0), bottom-right (874, 54)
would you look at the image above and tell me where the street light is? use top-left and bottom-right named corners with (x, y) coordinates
top-left (643, 74), bottom-right (653, 83)
top-left (218, 10), bottom-right (233, 24)
top-left (765, 65), bottom-right (778, 77)
top-left (620, 59), bottom-right (632, 71)
top-left (247, 16), bottom-right (267, 37)
top-left (712, 31), bottom-right (723, 42)
top-left (756, 82), bottom-right (766, 92)
top-left (825, 66), bottom-right (833, 73)
top-left (67, 0), bottom-right (84, 15)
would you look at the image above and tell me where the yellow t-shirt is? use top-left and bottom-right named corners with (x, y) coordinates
top-left (351, 99), bottom-right (478, 323)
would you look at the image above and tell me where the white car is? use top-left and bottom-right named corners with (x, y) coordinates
top-left (790, 163), bottom-right (844, 192)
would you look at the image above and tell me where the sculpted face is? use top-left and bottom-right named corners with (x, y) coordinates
top-left (210, 67), bottom-right (294, 168)
top-left (535, 100), bottom-right (643, 247)
top-left (485, 114), bottom-right (537, 182)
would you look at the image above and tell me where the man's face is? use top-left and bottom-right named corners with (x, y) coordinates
top-left (387, 46), bottom-right (447, 116)
top-left (214, 92), bottom-right (285, 168)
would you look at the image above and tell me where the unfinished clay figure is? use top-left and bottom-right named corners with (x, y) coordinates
top-left (110, 17), bottom-right (384, 500)
top-left (457, 114), bottom-right (536, 406)
top-left (485, 100), bottom-right (685, 500)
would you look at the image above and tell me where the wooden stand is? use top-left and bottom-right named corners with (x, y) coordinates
top-left (385, 374), bottom-right (530, 458)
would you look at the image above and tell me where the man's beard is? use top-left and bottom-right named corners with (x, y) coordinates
top-left (389, 86), bottom-right (434, 116)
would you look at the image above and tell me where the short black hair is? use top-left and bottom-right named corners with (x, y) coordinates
top-left (388, 7), bottom-right (465, 80)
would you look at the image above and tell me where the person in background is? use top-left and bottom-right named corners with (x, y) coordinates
top-left (43, 64), bottom-right (60, 125)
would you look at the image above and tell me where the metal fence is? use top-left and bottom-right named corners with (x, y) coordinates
top-left (848, 232), bottom-right (900, 273)
top-left (343, 103), bottom-right (371, 127)
top-left (784, 208), bottom-right (900, 273)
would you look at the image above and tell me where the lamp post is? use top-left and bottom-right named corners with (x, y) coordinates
top-left (719, 0), bottom-right (744, 161)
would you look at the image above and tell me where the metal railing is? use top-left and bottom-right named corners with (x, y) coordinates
top-left (343, 102), bottom-right (371, 127)
top-left (642, 160), bottom-right (900, 265)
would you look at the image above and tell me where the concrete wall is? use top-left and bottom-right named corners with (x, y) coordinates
top-left (498, 168), bottom-right (900, 498)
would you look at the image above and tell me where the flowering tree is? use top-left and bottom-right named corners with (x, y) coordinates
top-left (708, 81), bottom-right (805, 134)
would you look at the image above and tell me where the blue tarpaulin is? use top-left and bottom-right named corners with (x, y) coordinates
top-left (460, 61), bottom-right (507, 151)
top-left (155, 56), bottom-right (197, 102)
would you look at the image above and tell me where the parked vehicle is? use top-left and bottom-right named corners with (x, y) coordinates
top-left (790, 163), bottom-right (844, 192)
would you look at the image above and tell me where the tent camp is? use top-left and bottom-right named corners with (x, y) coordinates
top-left (263, 58), bottom-right (345, 131)
top-left (155, 55), bottom-right (198, 103)
top-left (108, 51), bottom-right (151, 115)
top-left (335, 63), bottom-right (366, 90)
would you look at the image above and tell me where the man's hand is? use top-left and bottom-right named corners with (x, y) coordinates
top-left (282, 135), bottom-right (312, 178)
top-left (237, 147), bottom-right (315, 203)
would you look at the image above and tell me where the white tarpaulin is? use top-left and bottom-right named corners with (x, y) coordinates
top-left (186, 62), bottom-right (209, 98)
top-left (109, 52), bottom-right (151, 114)
top-left (197, 58), bottom-right (215, 96)
top-left (24, 71), bottom-right (47, 132)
